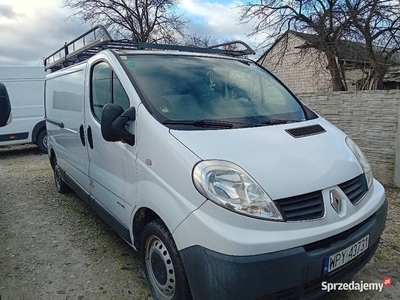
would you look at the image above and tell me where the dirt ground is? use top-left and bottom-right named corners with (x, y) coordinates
top-left (0, 144), bottom-right (399, 300)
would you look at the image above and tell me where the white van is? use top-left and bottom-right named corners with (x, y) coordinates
top-left (44, 26), bottom-right (387, 300)
top-left (0, 66), bottom-right (47, 152)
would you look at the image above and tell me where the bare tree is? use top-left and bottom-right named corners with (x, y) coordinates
top-left (183, 34), bottom-right (217, 47)
top-left (345, 0), bottom-right (400, 89)
top-left (240, 0), bottom-right (400, 91)
top-left (64, 0), bottom-right (187, 44)
top-left (240, 0), bottom-right (351, 91)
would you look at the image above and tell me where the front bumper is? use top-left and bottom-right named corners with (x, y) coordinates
top-left (179, 198), bottom-right (388, 300)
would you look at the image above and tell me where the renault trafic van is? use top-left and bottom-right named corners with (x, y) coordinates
top-left (44, 26), bottom-right (387, 300)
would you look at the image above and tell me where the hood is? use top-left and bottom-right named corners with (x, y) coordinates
top-left (170, 119), bottom-right (363, 200)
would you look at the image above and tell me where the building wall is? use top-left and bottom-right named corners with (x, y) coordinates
top-left (299, 90), bottom-right (400, 185)
top-left (259, 33), bottom-right (399, 94)
top-left (259, 33), bottom-right (333, 94)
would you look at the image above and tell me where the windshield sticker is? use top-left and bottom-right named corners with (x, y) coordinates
top-left (207, 69), bottom-right (216, 91)
top-left (160, 106), bottom-right (170, 114)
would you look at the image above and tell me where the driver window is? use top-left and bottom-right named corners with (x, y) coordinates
top-left (91, 62), bottom-right (130, 121)
top-left (92, 62), bottom-right (111, 120)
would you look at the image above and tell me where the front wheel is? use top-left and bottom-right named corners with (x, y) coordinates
top-left (140, 220), bottom-right (192, 300)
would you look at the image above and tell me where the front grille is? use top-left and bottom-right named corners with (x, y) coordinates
top-left (274, 190), bottom-right (324, 221)
top-left (285, 124), bottom-right (326, 138)
top-left (274, 174), bottom-right (367, 221)
top-left (338, 174), bottom-right (368, 205)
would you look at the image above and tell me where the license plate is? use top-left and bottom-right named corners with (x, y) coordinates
top-left (323, 234), bottom-right (369, 274)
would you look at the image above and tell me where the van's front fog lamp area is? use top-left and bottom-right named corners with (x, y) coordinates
top-left (193, 161), bottom-right (283, 221)
top-left (346, 137), bottom-right (373, 188)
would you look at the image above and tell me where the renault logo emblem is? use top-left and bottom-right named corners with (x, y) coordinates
top-left (330, 190), bottom-right (342, 213)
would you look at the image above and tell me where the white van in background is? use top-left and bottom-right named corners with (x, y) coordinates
top-left (0, 65), bottom-right (47, 152)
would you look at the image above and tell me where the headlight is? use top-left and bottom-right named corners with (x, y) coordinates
top-left (346, 137), bottom-right (373, 188)
top-left (193, 160), bottom-right (283, 221)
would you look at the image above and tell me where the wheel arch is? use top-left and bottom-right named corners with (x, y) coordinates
top-left (132, 207), bottom-right (163, 250)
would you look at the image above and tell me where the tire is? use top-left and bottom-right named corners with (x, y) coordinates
top-left (140, 219), bottom-right (192, 300)
top-left (54, 158), bottom-right (70, 194)
top-left (36, 130), bottom-right (48, 153)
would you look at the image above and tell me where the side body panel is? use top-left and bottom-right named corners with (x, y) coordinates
top-left (133, 103), bottom-right (206, 234)
top-left (85, 54), bottom-right (139, 233)
top-left (45, 64), bottom-right (90, 194)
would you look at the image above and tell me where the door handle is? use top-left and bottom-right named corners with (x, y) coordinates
top-left (79, 124), bottom-right (85, 146)
top-left (87, 126), bottom-right (94, 149)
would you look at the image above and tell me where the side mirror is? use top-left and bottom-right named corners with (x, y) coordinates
top-left (101, 103), bottom-right (136, 146)
top-left (0, 82), bottom-right (12, 127)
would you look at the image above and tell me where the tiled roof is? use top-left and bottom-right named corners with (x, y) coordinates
top-left (259, 30), bottom-right (399, 65)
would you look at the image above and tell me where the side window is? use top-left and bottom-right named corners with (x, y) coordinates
top-left (91, 62), bottom-right (130, 121)
top-left (92, 62), bottom-right (111, 120)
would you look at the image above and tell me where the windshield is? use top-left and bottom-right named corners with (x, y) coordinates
top-left (122, 54), bottom-right (312, 129)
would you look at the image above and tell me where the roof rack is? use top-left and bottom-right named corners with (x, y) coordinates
top-left (44, 25), bottom-right (256, 72)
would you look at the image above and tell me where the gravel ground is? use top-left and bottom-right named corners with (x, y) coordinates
top-left (0, 144), bottom-right (399, 300)
top-left (0, 145), bottom-right (152, 300)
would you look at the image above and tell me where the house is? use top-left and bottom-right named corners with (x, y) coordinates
top-left (257, 31), bottom-right (400, 94)
top-left (381, 67), bottom-right (400, 90)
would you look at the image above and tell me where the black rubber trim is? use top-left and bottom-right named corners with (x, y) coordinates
top-left (261, 241), bottom-right (380, 300)
top-left (303, 217), bottom-right (369, 252)
top-left (274, 190), bottom-right (324, 221)
top-left (64, 172), bottom-right (91, 206)
top-left (179, 199), bottom-right (387, 300)
top-left (0, 132), bottom-right (29, 142)
top-left (92, 198), bottom-right (132, 244)
top-left (286, 124), bottom-right (326, 138)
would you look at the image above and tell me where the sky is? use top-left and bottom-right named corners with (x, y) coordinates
top-left (0, 0), bottom-right (264, 65)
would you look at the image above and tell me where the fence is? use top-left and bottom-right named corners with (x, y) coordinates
top-left (299, 90), bottom-right (400, 186)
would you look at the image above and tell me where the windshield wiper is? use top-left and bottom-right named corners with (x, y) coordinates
top-left (163, 119), bottom-right (301, 129)
top-left (162, 119), bottom-right (234, 128)
top-left (240, 119), bottom-right (301, 128)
